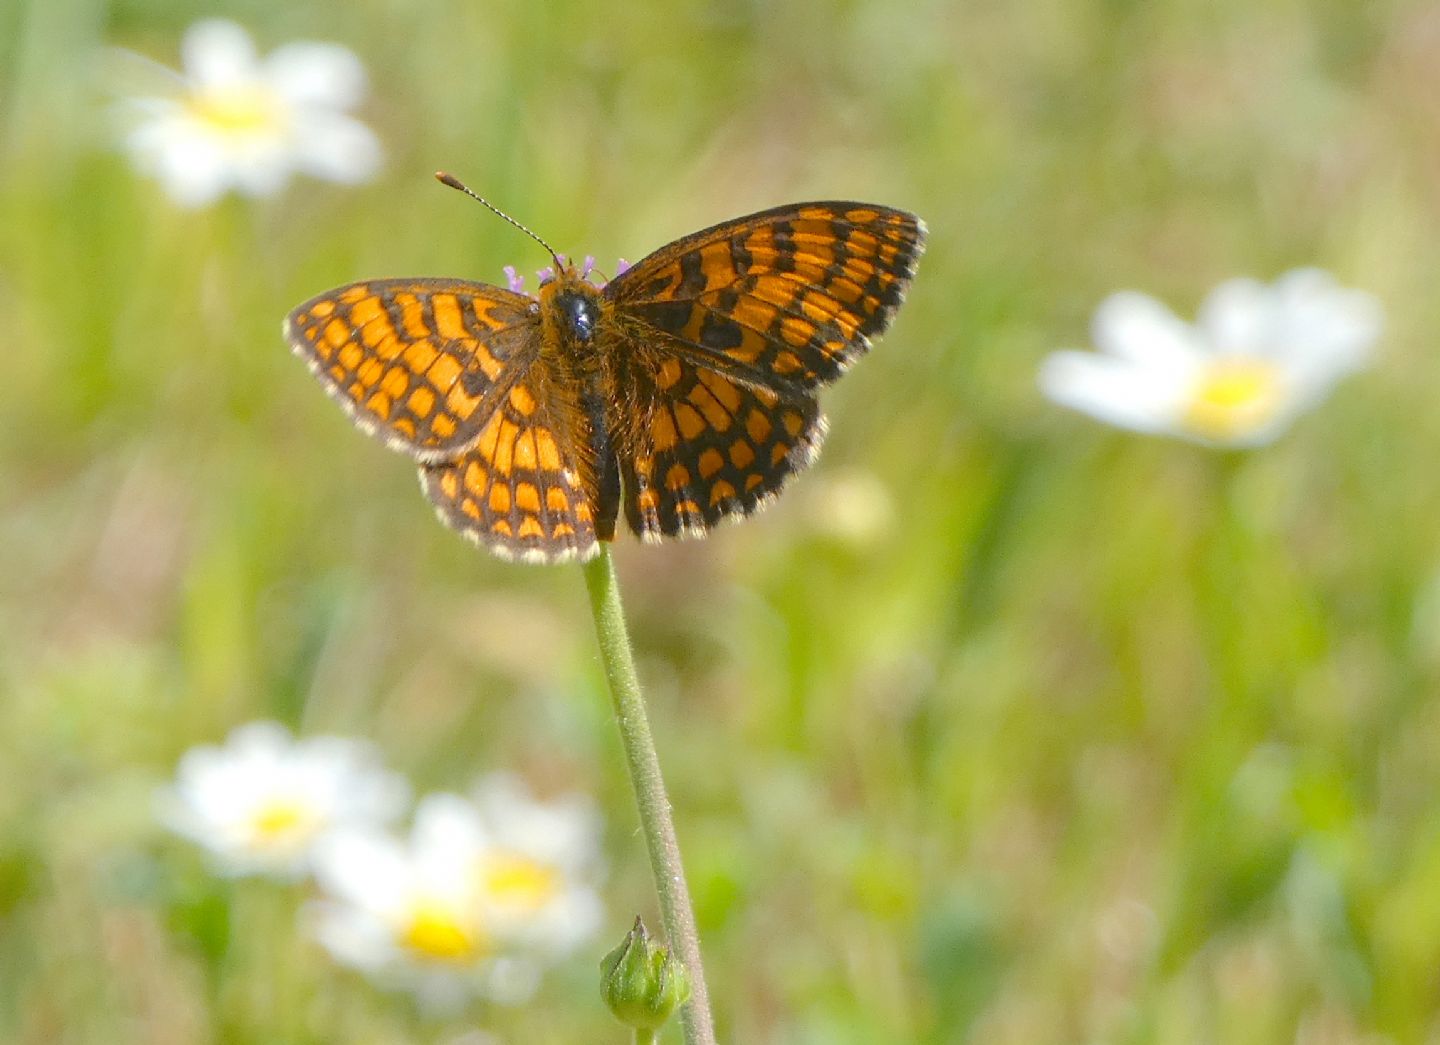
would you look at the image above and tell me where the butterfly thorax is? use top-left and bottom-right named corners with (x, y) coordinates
top-left (536, 270), bottom-right (621, 539)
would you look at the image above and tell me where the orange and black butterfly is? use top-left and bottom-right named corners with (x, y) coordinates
top-left (285, 173), bottom-right (925, 563)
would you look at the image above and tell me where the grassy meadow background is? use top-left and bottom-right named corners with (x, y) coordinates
top-left (3, 0), bottom-right (1440, 1041)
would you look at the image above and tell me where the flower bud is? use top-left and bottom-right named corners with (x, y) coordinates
top-left (599, 916), bottom-right (690, 1031)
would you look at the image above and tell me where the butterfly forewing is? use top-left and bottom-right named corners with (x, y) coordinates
top-left (606, 202), bottom-right (926, 391)
top-left (286, 279), bottom-right (538, 461)
top-left (420, 367), bottom-right (603, 563)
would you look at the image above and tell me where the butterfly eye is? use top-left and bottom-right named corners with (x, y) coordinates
top-left (560, 292), bottom-right (598, 342)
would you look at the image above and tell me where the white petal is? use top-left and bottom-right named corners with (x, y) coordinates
top-left (318, 753), bottom-right (410, 825)
top-left (227, 720), bottom-right (295, 755)
top-left (1198, 277), bottom-right (1279, 357)
top-left (472, 774), bottom-right (601, 873)
top-left (159, 164), bottom-right (234, 208)
top-left (181, 20), bottom-right (259, 90)
top-left (265, 42), bottom-right (368, 109)
top-left (172, 748), bottom-right (265, 820)
top-left (227, 146), bottom-right (295, 198)
top-left (1272, 267), bottom-right (1339, 301)
top-left (171, 740), bottom-right (231, 787)
top-left (1091, 291), bottom-right (1204, 368)
top-left (312, 829), bottom-right (413, 915)
top-left (1038, 350), bottom-right (1190, 435)
top-left (293, 737), bottom-right (376, 790)
top-left (1272, 268), bottom-right (1382, 377)
top-left (308, 900), bottom-right (399, 973)
top-left (288, 113), bottom-right (383, 184)
top-left (283, 738), bottom-right (405, 828)
top-left (412, 792), bottom-right (489, 857)
top-left (140, 129), bottom-right (235, 207)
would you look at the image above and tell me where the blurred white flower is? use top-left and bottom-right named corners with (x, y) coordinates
top-left (310, 795), bottom-right (527, 1010)
top-left (116, 19), bottom-right (382, 207)
top-left (465, 773), bottom-right (605, 957)
top-left (1039, 269), bottom-right (1382, 447)
top-left (311, 782), bottom-right (603, 1007)
top-left (159, 721), bottom-right (409, 879)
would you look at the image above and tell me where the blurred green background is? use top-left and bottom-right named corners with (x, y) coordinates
top-left (3, 0), bottom-right (1439, 1041)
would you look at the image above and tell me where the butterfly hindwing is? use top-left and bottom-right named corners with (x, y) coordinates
top-left (285, 279), bottom-right (538, 462)
top-left (612, 353), bottom-right (825, 540)
top-left (606, 202), bottom-right (926, 391)
top-left (420, 367), bottom-right (603, 563)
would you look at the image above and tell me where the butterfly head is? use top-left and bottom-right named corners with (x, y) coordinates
top-left (537, 266), bottom-right (604, 344)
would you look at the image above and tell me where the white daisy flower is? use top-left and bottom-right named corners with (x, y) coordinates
top-left (310, 782), bottom-right (603, 1007)
top-left (464, 773), bottom-right (605, 957)
top-left (310, 795), bottom-right (533, 1008)
top-left (159, 721), bottom-right (410, 879)
top-left (116, 19), bottom-right (382, 207)
top-left (1039, 269), bottom-right (1382, 447)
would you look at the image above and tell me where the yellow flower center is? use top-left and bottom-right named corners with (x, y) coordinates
top-left (1182, 357), bottom-right (1285, 441)
top-left (480, 853), bottom-right (561, 914)
top-left (187, 86), bottom-right (287, 138)
top-left (246, 796), bottom-right (319, 850)
top-left (400, 897), bottom-right (487, 963)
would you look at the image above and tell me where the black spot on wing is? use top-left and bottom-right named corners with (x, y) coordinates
top-left (730, 233), bottom-right (753, 276)
top-left (770, 221), bottom-right (798, 274)
top-left (639, 300), bottom-right (693, 330)
top-left (698, 310), bottom-right (745, 350)
top-left (677, 249), bottom-right (707, 296)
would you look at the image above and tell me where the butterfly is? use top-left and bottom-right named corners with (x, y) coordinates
top-left (285, 173), bottom-right (926, 564)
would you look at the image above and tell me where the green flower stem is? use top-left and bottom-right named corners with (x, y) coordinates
top-left (583, 547), bottom-right (716, 1045)
top-left (636, 1032), bottom-right (657, 1045)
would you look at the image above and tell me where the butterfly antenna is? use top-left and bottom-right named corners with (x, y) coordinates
top-left (434, 171), bottom-right (562, 270)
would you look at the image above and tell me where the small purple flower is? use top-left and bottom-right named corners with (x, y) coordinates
top-left (595, 259), bottom-right (630, 290)
top-left (501, 257), bottom-right (628, 296)
top-left (536, 254), bottom-right (568, 285)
